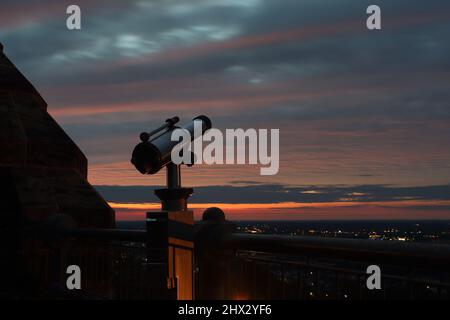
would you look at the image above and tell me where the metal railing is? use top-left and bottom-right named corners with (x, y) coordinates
top-left (12, 215), bottom-right (178, 300)
top-left (20, 231), bottom-right (172, 299)
top-left (11, 214), bottom-right (450, 300)
top-left (194, 219), bottom-right (450, 300)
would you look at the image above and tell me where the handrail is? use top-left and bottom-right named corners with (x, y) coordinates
top-left (59, 228), bottom-right (147, 242)
top-left (219, 233), bottom-right (450, 271)
top-left (27, 215), bottom-right (450, 271)
top-left (23, 214), bottom-right (148, 243)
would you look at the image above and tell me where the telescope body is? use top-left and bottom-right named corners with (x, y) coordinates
top-left (131, 115), bottom-right (211, 175)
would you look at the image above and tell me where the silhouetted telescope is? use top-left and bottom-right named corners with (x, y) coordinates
top-left (131, 115), bottom-right (211, 176)
top-left (131, 115), bottom-right (212, 211)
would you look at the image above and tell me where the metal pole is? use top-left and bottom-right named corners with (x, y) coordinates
top-left (166, 162), bottom-right (181, 189)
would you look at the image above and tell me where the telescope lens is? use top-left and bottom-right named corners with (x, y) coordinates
top-left (131, 142), bottom-right (160, 174)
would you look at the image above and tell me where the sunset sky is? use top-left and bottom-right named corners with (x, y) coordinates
top-left (2, 0), bottom-right (450, 220)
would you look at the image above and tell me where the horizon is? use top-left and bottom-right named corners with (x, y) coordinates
top-left (117, 218), bottom-right (450, 223)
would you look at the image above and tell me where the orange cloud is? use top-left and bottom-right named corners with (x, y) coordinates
top-left (49, 76), bottom-right (417, 118)
top-left (110, 200), bottom-right (450, 221)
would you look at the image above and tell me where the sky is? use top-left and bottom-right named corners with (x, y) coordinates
top-left (1, 0), bottom-right (450, 220)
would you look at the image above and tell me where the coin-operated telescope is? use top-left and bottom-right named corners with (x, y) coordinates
top-left (131, 115), bottom-right (212, 211)
top-left (131, 116), bottom-right (211, 299)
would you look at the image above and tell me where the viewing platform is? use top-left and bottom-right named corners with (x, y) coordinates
top-left (11, 211), bottom-right (450, 300)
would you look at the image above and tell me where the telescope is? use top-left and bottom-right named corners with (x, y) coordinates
top-left (131, 115), bottom-right (212, 211)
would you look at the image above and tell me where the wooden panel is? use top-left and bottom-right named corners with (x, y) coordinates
top-left (169, 237), bottom-right (194, 249)
top-left (174, 247), bottom-right (193, 300)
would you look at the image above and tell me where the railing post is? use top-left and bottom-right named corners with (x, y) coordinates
top-left (194, 208), bottom-right (235, 299)
top-left (146, 208), bottom-right (195, 300)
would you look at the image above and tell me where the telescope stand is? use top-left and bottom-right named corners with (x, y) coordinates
top-left (146, 162), bottom-right (194, 299)
top-left (154, 162), bottom-right (193, 211)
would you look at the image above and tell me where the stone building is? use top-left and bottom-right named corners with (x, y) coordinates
top-left (0, 42), bottom-right (114, 229)
top-left (0, 42), bottom-right (115, 297)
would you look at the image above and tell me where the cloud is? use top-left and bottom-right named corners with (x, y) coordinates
top-left (95, 183), bottom-right (450, 204)
top-left (1, 0), bottom-right (450, 190)
top-left (98, 183), bottom-right (450, 220)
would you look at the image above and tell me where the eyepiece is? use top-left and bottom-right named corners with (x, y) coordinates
top-left (193, 115), bottom-right (212, 132)
top-left (140, 132), bottom-right (150, 142)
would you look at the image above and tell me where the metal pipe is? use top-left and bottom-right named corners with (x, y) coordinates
top-left (59, 228), bottom-right (148, 242)
top-left (166, 162), bottom-right (181, 189)
top-left (139, 116), bottom-right (179, 142)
